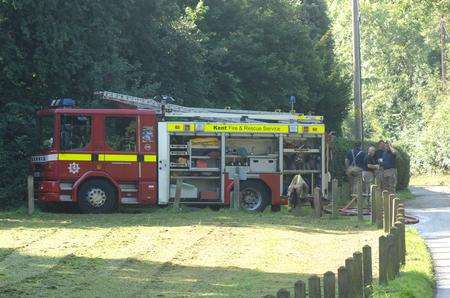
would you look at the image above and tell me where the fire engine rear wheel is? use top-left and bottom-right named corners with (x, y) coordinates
top-left (77, 179), bottom-right (117, 213)
top-left (240, 180), bottom-right (270, 212)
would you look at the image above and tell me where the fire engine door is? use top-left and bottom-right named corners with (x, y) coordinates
top-left (101, 115), bottom-right (140, 185)
top-left (138, 116), bottom-right (158, 204)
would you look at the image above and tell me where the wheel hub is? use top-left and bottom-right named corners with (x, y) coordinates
top-left (241, 188), bottom-right (262, 211)
top-left (86, 188), bottom-right (107, 208)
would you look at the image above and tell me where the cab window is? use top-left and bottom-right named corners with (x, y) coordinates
top-left (60, 115), bottom-right (91, 151)
top-left (105, 117), bottom-right (136, 152)
top-left (39, 115), bottom-right (55, 149)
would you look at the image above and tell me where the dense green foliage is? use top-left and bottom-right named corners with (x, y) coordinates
top-left (0, 0), bottom-right (350, 207)
top-left (330, 139), bottom-right (410, 190)
top-left (327, 0), bottom-right (449, 174)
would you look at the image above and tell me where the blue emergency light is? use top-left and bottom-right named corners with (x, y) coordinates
top-left (50, 98), bottom-right (76, 108)
top-left (289, 95), bottom-right (296, 112)
top-left (290, 95), bottom-right (296, 104)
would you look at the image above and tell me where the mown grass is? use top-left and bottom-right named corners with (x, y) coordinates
top-left (0, 206), bottom-right (382, 297)
top-left (410, 174), bottom-right (450, 186)
top-left (372, 228), bottom-right (435, 298)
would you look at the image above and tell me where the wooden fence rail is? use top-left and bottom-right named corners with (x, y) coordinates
top-left (263, 182), bottom-right (406, 297)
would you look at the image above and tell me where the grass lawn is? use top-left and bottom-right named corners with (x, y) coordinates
top-left (372, 228), bottom-right (435, 298)
top-left (410, 174), bottom-right (450, 186)
top-left (0, 207), bottom-right (382, 297)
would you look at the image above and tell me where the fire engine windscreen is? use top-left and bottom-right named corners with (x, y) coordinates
top-left (60, 115), bottom-right (91, 150)
top-left (39, 115), bottom-right (55, 150)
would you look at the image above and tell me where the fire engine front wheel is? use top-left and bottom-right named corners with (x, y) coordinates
top-left (77, 179), bottom-right (117, 213)
top-left (240, 180), bottom-right (270, 212)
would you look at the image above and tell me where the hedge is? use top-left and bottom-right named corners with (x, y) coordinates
top-left (330, 138), bottom-right (410, 190)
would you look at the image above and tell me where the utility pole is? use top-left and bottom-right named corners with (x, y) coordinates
top-left (439, 16), bottom-right (447, 90)
top-left (352, 0), bottom-right (363, 145)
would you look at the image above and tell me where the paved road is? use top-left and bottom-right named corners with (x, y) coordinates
top-left (406, 186), bottom-right (450, 298)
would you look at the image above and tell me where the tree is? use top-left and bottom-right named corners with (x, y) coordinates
top-left (0, 0), bottom-right (350, 207)
top-left (328, 0), bottom-right (449, 173)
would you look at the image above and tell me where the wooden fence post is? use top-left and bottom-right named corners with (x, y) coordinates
top-left (338, 266), bottom-right (349, 298)
top-left (391, 226), bottom-right (399, 277)
top-left (313, 187), bottom-right (322, 218)
top-left (397, 204), bottom-right (406, 265)
top-left (362, 245), bottom-right (373, 297)
top-left (294, 280), bottom-right (306, 298)
top-left (357, 179), bottom-right (363, 222)
top-left (370, 185), bottom-right (377, 224)
top-left (375, 174), bottom-right (382, 226)
top-left (379, 235), bottom-right (388, 285)
top-left (392, 197), bottom-right (399, 228)
top-left (376, 186), bottom-right (383, 229)
top-left (173, 178), bottom-right (183, 211)
top-left (386, 233), bottom-right (396, 280)
top-left (277, 288), bottom-right (290, 298)
top-left (389, 194), bottom-right (395, 227)
top-left (308, 275), bottom-right (321, 298)
top-left (27, 175), bottom-right (34, 215)
top-left (323, 271), bottom-right (336, 298)
top-left (341, 181), bottom-right (350, 204)
top-left (232, 167), bottom-right (240, 209)
top-left (353, 252), bottom-right (363, 297)
top-left (395, 222), bottom-right (403, 272)
top-left (345, 257), bottom-right (356, 297)
top-left (394, 226), bottom-right (401, 276)
top-left (382, 190), bottom-right (391, 233)
top-left (331, 178), bottom-right (339, 219)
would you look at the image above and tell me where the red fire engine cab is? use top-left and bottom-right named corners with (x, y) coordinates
top-left (32, 92), bottom-right (329, 213)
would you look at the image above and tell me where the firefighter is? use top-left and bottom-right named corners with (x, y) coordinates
top-left (362, 146), bottom-right (379, 196)
top-left (374, 140), bottom-right (385, 186)
top-left (345, 141), bottom-right (365, 195)
top-left (381, 141), bottom-right (397, 194)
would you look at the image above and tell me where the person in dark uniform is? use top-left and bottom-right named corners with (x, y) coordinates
top-left (381, 141), bottom-right (397, 194)
top-left (374, 140), bottom-right (385, 164)
top-left (362, 146), bottom-right (379, 196)
top-left (374, 140), bottom-right (385, 186)
top-left (345, 142), bottom-right (365, 195)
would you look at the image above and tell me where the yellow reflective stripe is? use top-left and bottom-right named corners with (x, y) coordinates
top-left (167, 122), bottom-right (195, 132)
top-left (98, 154), bottom-right (137, 162)
top-left (58, 153), bottom-right (92, 161)
top-left (144, 154), bottom-right (157, 162)
top-left (298, 124), bottom-right (325, 134)
top-left (296, 115), bottom-right (324, 121)
top-left (204, 123), bottom-right (289, 133)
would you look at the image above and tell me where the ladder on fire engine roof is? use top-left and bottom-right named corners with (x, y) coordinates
top-left (95, 91), bottom-right (323, 123)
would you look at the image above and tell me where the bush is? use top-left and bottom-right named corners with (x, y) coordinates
top-left (0, 103), bottom-right (38, 209)
top-left (330, 138), bottom-right (410, 190)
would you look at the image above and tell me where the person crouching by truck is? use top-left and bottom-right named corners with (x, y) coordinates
top-left (362, 146), bottom-right (379, 196)
top-left (345, 141), bottom-right (365, 195)
top-left (381, 141), bottom-right (397, 194)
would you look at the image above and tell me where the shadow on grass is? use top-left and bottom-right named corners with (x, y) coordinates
top-left (0, 248), bottom-right (311, 297)
top-left (0, 206), bottom-right (377, 234)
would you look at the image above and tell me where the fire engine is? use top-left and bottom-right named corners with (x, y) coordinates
top-left (31, 92), bottom-right (330, 213)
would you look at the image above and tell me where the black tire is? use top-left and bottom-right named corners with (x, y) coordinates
top-left (77, 179), bottom-right (117, 213)
top-left (239, 180), bottom-right (270, 212)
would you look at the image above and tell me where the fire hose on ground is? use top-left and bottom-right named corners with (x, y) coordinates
top-left (321, 196), bottom-right (420, 224)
